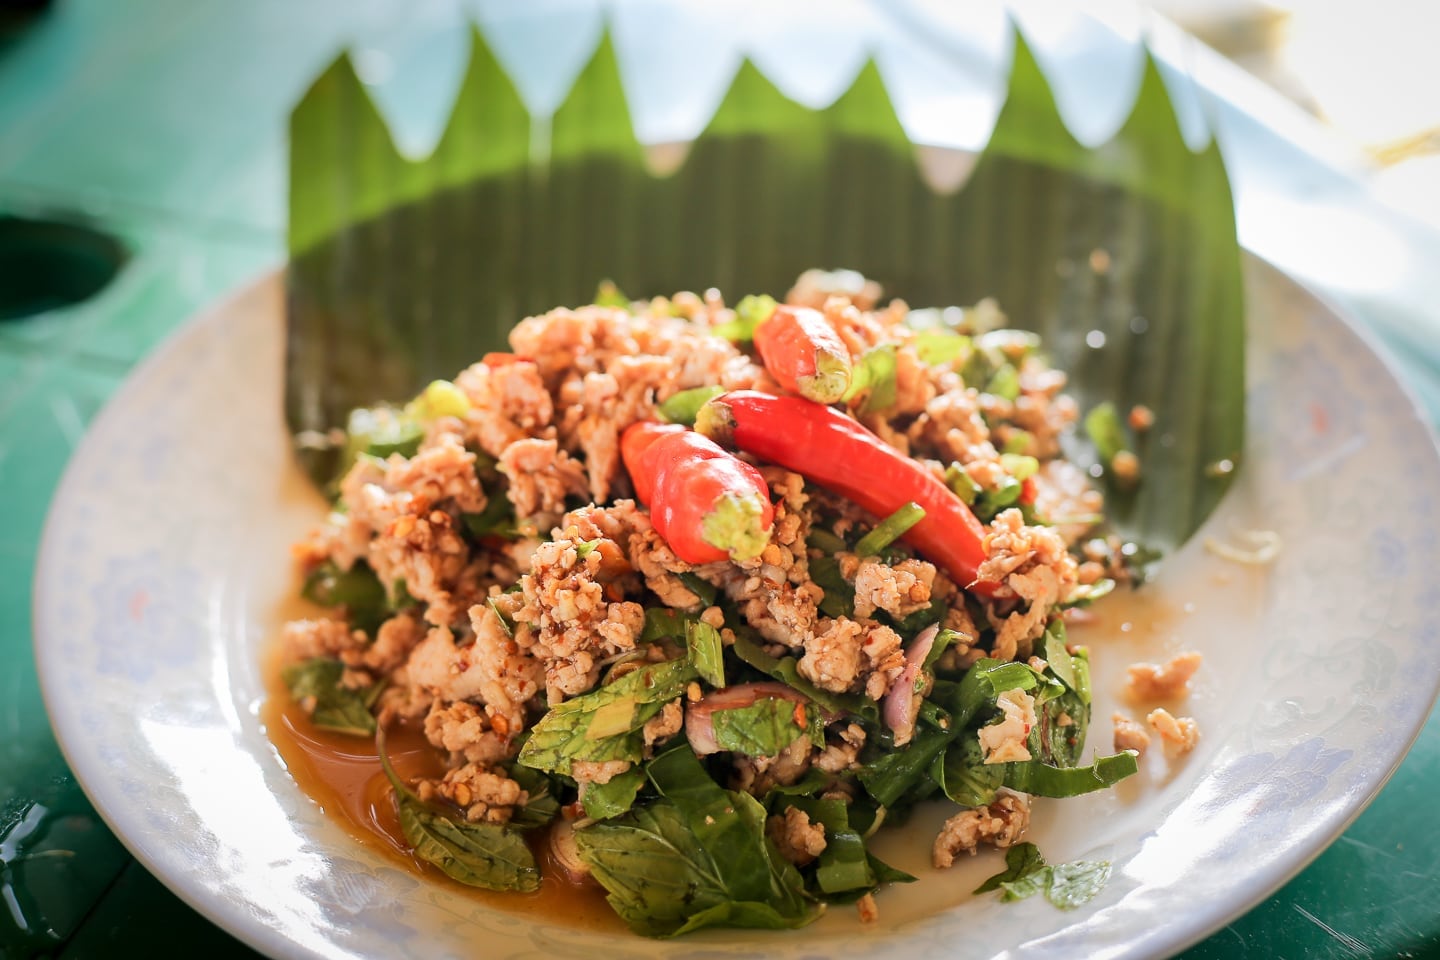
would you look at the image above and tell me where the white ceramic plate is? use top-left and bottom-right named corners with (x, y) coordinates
top-left (35, 259), bottom-right (1440, 960)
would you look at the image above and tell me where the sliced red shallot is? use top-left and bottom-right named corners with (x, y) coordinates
top-left (883, 623), bottom-right (939, 747)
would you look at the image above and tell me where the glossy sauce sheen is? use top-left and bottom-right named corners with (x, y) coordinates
top-left (259, 644), bottom-right (622, 932)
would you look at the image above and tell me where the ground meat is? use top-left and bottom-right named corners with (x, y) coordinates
top-left (642, 700), bottom-right (684, 748)
top-left (416, 763), bottom-right (526, 824)
top-left (766, 806), bottom-right (827, 867)
top-left (978, 509), bottom-right (1079, 660)
top-left (463, 595), bottom-right (544, 736)
top-left (856, 892), bottom-right (879, 924)
top-left (454, 358), bottom-right (555, 458)
top-left (497, 438), bottom-right (589, 523)
top-left (572, 760), bottom-right (632, 785)
top-left (1147, 708), bottom-right (1200, 753)
top-left (849, 555), bottom-right (936, 620)
top-left (281, 617), bottom-right (364, 661)
top-left (932, 791), bottom-right (1031, 868)
top-left (380, 520), bottom-right (473, 629)
top-left (815, 723), bottom-right (867, 774)
top-left (978, 688), bottom-right (1037, 764)
top-left (732, 735), bottom-right (813, 795)
top-left (1127, 651), bottom-right (1203, 701)
top-left (354, 612), bottom-right (427, 675)
top-left (423, 699), bottom-right (513, 767)
top-left (512, 535), bottom-right (645, 701)
top-left (384, 431), bottom-right (487, 515)
top-left (1112, 711), bottom-right (1152, 756)
top-left (798, 618), bottom-right (863, 693)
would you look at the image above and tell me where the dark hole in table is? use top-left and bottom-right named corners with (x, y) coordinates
top-left (0, 214), bottom-right (127, 322)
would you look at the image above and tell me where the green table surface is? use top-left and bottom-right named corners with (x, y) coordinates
top-left (2, 2), bottom-right (1438, 958)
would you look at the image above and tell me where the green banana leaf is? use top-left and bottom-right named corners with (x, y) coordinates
top-left (286, 24), bottom-right (1244, 556)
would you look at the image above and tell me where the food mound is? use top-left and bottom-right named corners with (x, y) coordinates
top-left (279, 269), bottom-right (1141, 936)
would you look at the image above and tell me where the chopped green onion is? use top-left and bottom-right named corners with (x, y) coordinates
top-left (945, 463), bottom-right (981, 506)
top-left (805, 527), bottom-right (849, 555)
top-left (913, 329), bottom-right (971, 366)
top-left (854, 502), bottom-right (925, 557)
top-left (985, 363), bottom-right (1021, 402)
top-left (999, 452), bottom-right (1039, 481)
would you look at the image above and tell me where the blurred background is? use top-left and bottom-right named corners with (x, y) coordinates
top-left (1152, 0), bottom-right (1440, 229)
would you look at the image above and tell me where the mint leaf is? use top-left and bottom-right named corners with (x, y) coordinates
top-left (376, 730), bottom-right (539, 892)
top-left (710, 698), bottom-right (818, 758)
top-left (281, 657), bottom-right (380, 737)
top-left (582, 766), bottom-right (646, 820)
top-left (301, 560), bottom-right (390, 635)
top-left (975, 843), bottom-right (1111, 910)
top-left (974, 842), bottom-right (1047, 894)
top-left (519, 659), bottom-right (697, 775)
top-left (1085, 401), bottom-right (1130, 465)
top-left (932, 737), bottom-right (1004, 808)
top-left (578, 750), bottom-right (820, 937)
top-left (506, 764), bottom-right (560, 830)
top-left (687, 620), bottom-right (725, 688)
top-left (913, 329), bottom-right (972, 367)
top-left (807, 555), bottom-right (855, 619)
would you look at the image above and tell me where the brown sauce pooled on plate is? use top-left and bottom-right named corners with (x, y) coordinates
top-left (259, 643), bottom-right (622, 932)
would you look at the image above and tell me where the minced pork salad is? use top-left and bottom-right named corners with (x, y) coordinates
top-left (280, 269), bottom-right (1158, 936)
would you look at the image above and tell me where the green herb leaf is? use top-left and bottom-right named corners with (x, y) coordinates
top-left (710, 698), bottom-right (818, 757)
top-left (974, 842), bottom-right (1111, 910)
top-left (506, 764), bottom-right (561, 830)
top-left (462, 490), bottom-right (520, 540)
top-left (658, 386), bottom-right (725, 426)
top-left (281, 657), bottom-right (380, 736)
top-left (686, 620), bottom-right (726, 688)
top-left (783, 796), bottom-right (875, 896)
top-left (933, 736), bottom-right (1005, 808)
top-left (376, 729), bottom-right (539, 891)
top-left (678, 572), bottom-right (718, 607)
top-left (518, 659), bottom-right (697, 775)
top-left (974, 841), bottom-right (1048, 894)
top-left (641, 607), bottom-right (694, 643)
top-left (807, 555), bottom-right (855, 619)
top-left (582, 766), bottom-right (646, 820)
top-left (731, 633), bottom-right (877, 722)
top-left (1045, 858), bottom-right (1113, 909)
top-left (301, 560), bottom-right (390, 636)
top-left (577, 749), bottom-right (820, 936)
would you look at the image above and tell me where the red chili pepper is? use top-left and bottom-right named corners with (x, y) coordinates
top-left (1019, 476), bottom-right (1038, 507)
top-left (696, 391), bottom-right (995, 591)
top-left (620, 421), bottom-right (775, 565)
top-left (753, 305), bottom-right (852, 404)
